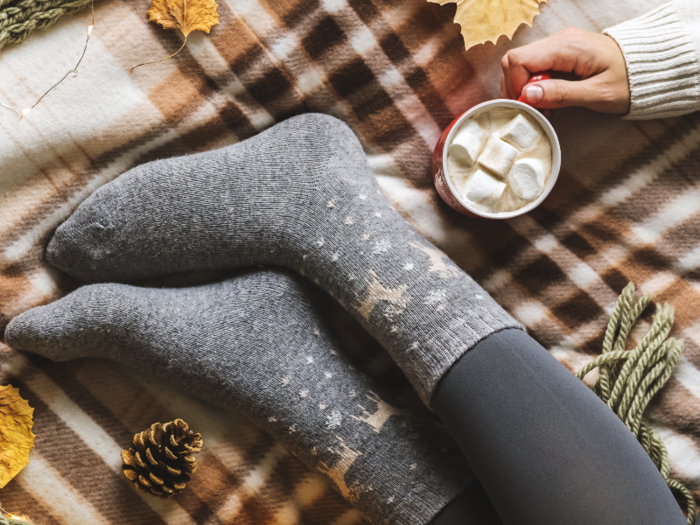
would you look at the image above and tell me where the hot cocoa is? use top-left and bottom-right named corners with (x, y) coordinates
top-left (446, 106), bottom-right (553, 214)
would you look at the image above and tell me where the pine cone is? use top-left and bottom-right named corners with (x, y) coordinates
top-left (121, 418), bottom-right (203, 498)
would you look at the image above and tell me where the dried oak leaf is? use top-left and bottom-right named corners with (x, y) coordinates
top-left (429, 0), bottom-right (548, 50)
top-left (0, 385), bottom-right (35, 488)
top-left (132, 0), bottom-right (220, 70)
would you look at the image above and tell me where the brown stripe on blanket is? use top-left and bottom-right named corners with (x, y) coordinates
top-left (174, 490), bottom-right (228, 525)
top-left (550, 289), bottom-right (605, 330)
top-left (0, 118), bottom-right (180, 253)
top-left (0, 261), bottom-right (72, 335)
top-left (347, 0), bottom-right (457, 125)
top-left (0, 167), bottom-right (87, 248)
top-left (183, 453), bottom-right (245, 516)
top-left (70, 359), bottom-right (280, 468)
top-left (472, 229), bottom-right (532, 280)
top-left (71, 359), bottom-right (357, 522)
top-left (0, 265), bottom-right (35, 330)
top-left (653, 378), bottom-right (700, 438)
top-left (393, 9), bottom-right (482, 118)
top-left (39, 357), bottom-right (311, 524)
top-left (8, 376), bottom-right (172, 524)
top-left (513, 254), bottom-right (571, 298)
top-left (599, 267), bottom-right (631, 293)
top-left (527, 174), bottom-right (599, 230)
top-left (234, 0), bottom-right (441, 184)
top-left (649, 278), bottom-right (700, 332)
top-left (657, 212), bottom-right (700, 265)
top-left (228, 495), bottom-right (277, 524)
top-left (685, 336), bottom-right (700, 372)
top-left (223, 426), bottom-right (289, 479)
top-left (300, 483), bottom-right (371, 525)
top-left (169, 110), bottom-right (243, 153)
top-left (146, 64), bottom-right (221, 127)
top-left (559, 230), bottom-right (598, 261)
top-left (214, 3), bottom-right (309, 121)
top-left (123, 0), bottom-right (290, 132)
top-left (38, 358), bottom-right (160, 445)
top-left (258, 0), bottom-right (320, 27)
top-left (527, 115), bottom-right (700, 234)
top-left (213, 446), bottom-right (297, 524)
top-left (619, 247), bottom-right (676, 283)
top-left (0, 484), bottom-right (63, 525)
top-left (609, 177), bottom-right (699, 228)
top-left (368, 2), bottom-right (471, 122)
top-left (261, 0), bottom-right (435, 181)
top-left (576, 327), bottom-right (608, 356)
top-left (302, 16), bottom-right (347, 61)
top-left (267, 454), bottom-right (322, 510)
top-left (188, 432), bottom-right (318, 523)
top-left (579, 211), bottom-right (632, 254)
top-left (172, 460), bottom-right (237, 525)
top-left (71, 359), bottom-right (191, 434)
top-left (325, 58), bottom-right (412, 141)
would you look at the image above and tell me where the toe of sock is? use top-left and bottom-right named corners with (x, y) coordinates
top-left (5, 286), bottom-right (113, 361)
top-left (5, 308), bottom-right (55, 357)
top-left (46, 201), bottom-right (120, 283)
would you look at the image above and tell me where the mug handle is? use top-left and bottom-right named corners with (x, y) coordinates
top-left (517, 71), bottom-right (552, 103)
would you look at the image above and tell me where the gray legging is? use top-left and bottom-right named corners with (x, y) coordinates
top-left (430, 328), bottom-right (689, 525)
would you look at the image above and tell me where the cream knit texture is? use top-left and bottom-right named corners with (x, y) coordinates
top-left (604, 0), bottom-right (700, 120)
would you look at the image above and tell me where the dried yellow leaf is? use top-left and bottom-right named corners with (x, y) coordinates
top-left (429, 0), bottom-right (548, 50)
top-left (0, 385), bottom-right (35, 488)
top-left (148, 0), bottom-right (220, 37)
top-left (132, 0), bottom-right (220, 71)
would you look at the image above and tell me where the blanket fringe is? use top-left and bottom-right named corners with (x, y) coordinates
top-left (0, 0), bottom-right (93, 50)
top-left (577, 282), bottom-right (697, 524)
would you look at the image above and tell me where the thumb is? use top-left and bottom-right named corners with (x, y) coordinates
top-left (519, 78), bottom-right (603, 111)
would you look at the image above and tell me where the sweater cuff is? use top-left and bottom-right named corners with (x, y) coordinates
top-left (604, 3), bottom-right (700, 120)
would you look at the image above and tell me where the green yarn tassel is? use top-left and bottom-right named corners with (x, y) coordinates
top-left (0, 0), bottom-right (94, 50)
top-left (0, 512), bottom-right (35, 525)
top-left (577, 282), bottom-right (697, 525)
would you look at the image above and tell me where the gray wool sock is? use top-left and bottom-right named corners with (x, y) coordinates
top-left (6, 269), bottom-right (480, 525)
top-left (44, 113), bottom-right (521, 406)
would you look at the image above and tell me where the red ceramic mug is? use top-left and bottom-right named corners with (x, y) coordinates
top-left (432, 74), bottom-right (561, 219)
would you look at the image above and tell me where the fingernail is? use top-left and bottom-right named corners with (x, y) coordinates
top-left (524, 85), bottom-right (544, 103)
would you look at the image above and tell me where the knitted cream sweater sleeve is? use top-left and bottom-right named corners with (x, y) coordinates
top-left (603, 0), bottom-right (700, 119)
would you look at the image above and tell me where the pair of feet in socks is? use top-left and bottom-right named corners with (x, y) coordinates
top-left (8, 113), bottom-right (515, 525)
top-left (6, 114), bottom-right (691, 525)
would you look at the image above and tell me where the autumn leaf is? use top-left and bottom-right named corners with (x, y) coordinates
top-left (0, 385), bottom-right (35, 488)
top-left (148, 0), bottom-right (219, 36)
top-left (132, 0), bottom-right (220, 71)
top-left (429, 0), bottom-right (548, 51)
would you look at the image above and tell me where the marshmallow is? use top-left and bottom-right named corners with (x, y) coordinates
top-left (463, 169), bottom-right (506, 207)
top-left (477, 136), bottom-right (518, 179)
top-left (500, 114), bottom-right (540, 150)
top-left (509, 159), bottom-right (546, 201)
top-left (449, 120), bottom-right (488, 166)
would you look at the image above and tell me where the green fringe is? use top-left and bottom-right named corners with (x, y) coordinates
top-left (0, 0), bottom-right (93, 51)
top-left (0, 514), bottom-right (35, 525)
top-left (578, 282), bottom-right (697, 524)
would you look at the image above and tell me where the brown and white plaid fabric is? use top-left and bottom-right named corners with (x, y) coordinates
top-left (1, 0), bottom-right (699, 522)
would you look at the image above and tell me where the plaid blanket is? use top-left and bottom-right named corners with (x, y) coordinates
top-left (1, 0), bottom-right (699, 522)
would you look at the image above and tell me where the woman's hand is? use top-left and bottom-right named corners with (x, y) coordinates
top-left (501, 27), bottom-right (631, 114)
